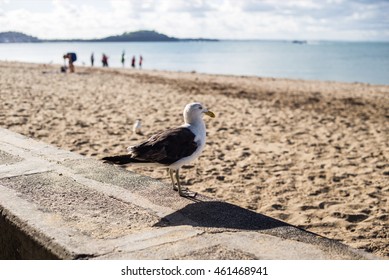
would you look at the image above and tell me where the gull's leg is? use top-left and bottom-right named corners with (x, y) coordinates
top-left (175, 169), bottom-right (183, 196)
top-left (175, 169), bottom-right (197, 198)
top-left (169, 169), bottom-right (178, 191)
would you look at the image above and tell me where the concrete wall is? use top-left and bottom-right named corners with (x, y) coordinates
top-left (0, 128), bottom-right (377, 260)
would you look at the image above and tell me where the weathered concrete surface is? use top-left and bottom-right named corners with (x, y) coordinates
top-left (0, 127), bottom-right (378, 260)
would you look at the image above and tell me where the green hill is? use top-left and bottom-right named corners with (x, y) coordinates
top-left (0, 31), bottom-right (41, 43)
top-left (99, 30), bottom-right (178, 42)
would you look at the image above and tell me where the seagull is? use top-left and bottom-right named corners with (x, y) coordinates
top-left (133, 119), bottom-right (142, 135)
top-left (102, 102), bottom-right (215, 197)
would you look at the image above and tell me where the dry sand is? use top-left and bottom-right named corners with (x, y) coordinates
top-left (1, 61), bottom-right (388, 258)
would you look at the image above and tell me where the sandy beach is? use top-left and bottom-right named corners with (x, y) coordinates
top-left (1, 61), bottom-right (388, 258)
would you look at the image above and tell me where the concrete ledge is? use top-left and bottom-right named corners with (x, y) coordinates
top-left (0, 127), bottom-right (378, 259)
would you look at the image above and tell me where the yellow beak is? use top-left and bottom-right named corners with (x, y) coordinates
top-left (204, 110), bottom-right (215, 118)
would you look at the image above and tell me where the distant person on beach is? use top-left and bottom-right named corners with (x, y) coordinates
top-left (63, 52), bottom-right (77, 73)
top-left (121, 51), bottom-right (125, 67)
top-left (131, 56), bottom-right (136, 68)
top-left (91, 52), bottom-right (94, 67)
top-left (139, 55), bottom-right (143, 69)
top-left (102, 53), bottom-right (109, 67)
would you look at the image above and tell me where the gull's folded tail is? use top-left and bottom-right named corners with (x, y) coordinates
top-left (101, 155), bottom-right (144, 165)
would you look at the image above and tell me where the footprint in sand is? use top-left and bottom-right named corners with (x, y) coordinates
top-left (332, 212), bottom-right (369, 223)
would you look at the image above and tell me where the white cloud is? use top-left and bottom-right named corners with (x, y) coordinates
top-left (0, 0), bottom-right (388, 41)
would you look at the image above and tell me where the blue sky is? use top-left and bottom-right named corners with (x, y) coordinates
top-left (0, 0), bottom-right (388, 41)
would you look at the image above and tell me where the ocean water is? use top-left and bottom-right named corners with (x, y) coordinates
top-left (0, 40), bottom-right (388, 85)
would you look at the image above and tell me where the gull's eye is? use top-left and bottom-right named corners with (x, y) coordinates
top-left (199, 106), bottom-right (203, 110)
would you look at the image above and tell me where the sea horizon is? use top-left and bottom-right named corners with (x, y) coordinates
top-left (1, 40), bottom-right (388, 86)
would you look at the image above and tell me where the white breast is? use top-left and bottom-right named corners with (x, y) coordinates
top-left (168, 122), bottom-right (206, 169)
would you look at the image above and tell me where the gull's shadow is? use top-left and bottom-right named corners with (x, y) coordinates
top-left (154, 200), bottom-right (288, 231)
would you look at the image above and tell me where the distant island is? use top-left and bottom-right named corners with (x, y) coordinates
top-left (292, 40), bottom-right (307, 44)
top-left (0, 30), bottom-right (218, 43)
top-left (0, 31), bottom-right (41, 43)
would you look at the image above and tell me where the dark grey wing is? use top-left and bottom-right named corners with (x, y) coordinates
top-left (130, 127), bottom-right (198, 165)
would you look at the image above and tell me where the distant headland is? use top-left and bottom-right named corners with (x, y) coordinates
top-left (0, 30), bottom-right (218, 43)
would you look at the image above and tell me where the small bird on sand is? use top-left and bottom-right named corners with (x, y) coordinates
top-left (102, 102), bottom-right (215, 197)
top-left (133, 119), bottom-right (142, 135)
